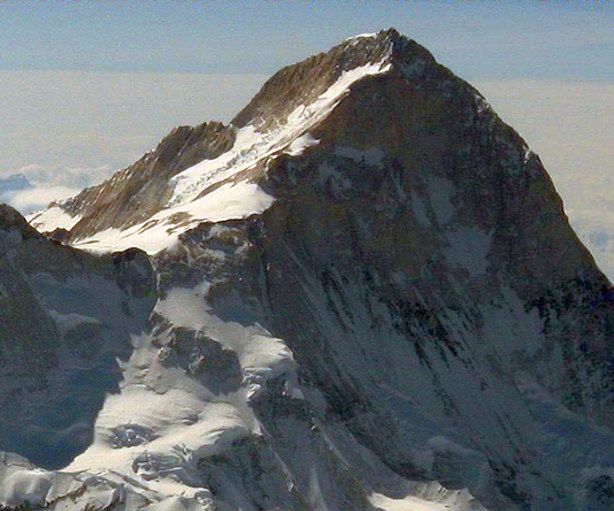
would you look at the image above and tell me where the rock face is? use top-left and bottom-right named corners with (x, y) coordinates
top-left (3, 29), bottom-right (613, 511)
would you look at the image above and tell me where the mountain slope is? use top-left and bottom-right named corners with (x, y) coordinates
top-left (6, 29), bottom-right (614, 511)
top-left (0, 204), bottom-right (156, 469)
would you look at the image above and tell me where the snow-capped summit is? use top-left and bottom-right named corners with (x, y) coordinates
top-left (28, 29), bottom-right (432, 254)
top-left (4, 29), bottom-right (614, 511)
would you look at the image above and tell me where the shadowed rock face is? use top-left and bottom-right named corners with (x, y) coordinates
top-left (2, 29), bottom-right (613, 511)
top-left (0, 205), bottom-right (156, 468)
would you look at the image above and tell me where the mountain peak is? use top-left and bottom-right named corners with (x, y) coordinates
top-left (25, 28), bottom-right (542, 261)
top-left (232, 27), bottom-right (433, 131)
top-left (342, 27), bottom-right (417, 55)
top-left (27, 28), bottom-right (493, 255)
top-left (0, 173), bottom-right (33, 195)
top-left (33, 29), bottom-right (435, 249)
top-left (8, 28), bottom-right (614, 511)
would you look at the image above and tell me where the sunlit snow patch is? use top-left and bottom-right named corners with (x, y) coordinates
top-left (284, 133), bottom-right (320, 156)
top-left (370, 481), bottom-right (490, 511)
top-left (345, 33), bottom-right (378, 43)
top-left (72, 182), bottom-right (274, 255)
top-left (28, 206), bottom-right (82, 232)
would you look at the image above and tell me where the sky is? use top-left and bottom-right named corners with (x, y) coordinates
top-left (0, 1), bottom-right (612, 277)
top-left (1, 1), bottom-right (612, 79)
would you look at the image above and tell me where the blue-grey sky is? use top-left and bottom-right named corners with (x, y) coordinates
top-left (1, 1), bottom-right (612, 80)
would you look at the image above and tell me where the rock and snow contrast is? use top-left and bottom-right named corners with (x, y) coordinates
top-left (2, 29), bottom-right (613, 511)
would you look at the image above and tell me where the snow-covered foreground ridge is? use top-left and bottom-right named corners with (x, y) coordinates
top-left (4, 28), bottom-right (613, 511)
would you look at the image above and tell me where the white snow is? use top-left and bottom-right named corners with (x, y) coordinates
top-left (370, 492), bottom-right (448, 511)
top-left (156, 282), bottom-right (301, 399)
top-left (345, 33), bottom-right (378, 42)
top-left (64, 336), bottom-right (255, 500)
top-left (169, 59), bottom-right (392, 208)
top-left (285, 133), bottom-right (320, 156)
top-left (61, 279), bottom-right (302, 501)
top-left (240, 334), bottom-right (298, 398)
top-left (72, 182), bottom-right (274, 255)
top-left (144, 496), bottom-right (206, 511)
top-left (27, 206), bottom-right (82, 232)
top-left (68, 385), bottom-right (251, 469)
top-left (29, 58), bottom-right (392, 257)
top-left (0, 455), bottom-right (53, 508)
top-left (154, 281), bottom-right (210, 330)
top-left (370, 484), bottom-right (489, 511)
top-left (169, 125), bottom-right (267, 206)
top-left (69, 58), bottom-right (392, 257)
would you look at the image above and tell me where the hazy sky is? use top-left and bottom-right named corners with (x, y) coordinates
top-left (2, 1), bottom-right (612, 79)
top-left (0, 2), bottom-right (612, 278)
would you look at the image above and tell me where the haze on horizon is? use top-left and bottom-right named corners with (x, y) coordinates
top-left (0, 1), bottom-right (612, 278)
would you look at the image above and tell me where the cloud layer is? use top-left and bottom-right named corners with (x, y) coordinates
top-left (1, 164), bottom-right (113, 214)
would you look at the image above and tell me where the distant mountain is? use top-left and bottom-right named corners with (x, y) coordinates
top-left (0, 173), bottom-right (32, 199)
top-left (4, 29), bottom-right (613, 511)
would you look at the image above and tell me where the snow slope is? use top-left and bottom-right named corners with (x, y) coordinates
top-left (28, 205), bottom-right (82, 232)
top-left (71, 182), bottom-right (274, 254)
